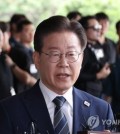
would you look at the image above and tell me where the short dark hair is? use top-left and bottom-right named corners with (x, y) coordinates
top-left (9, 14), bottom-right (27, 24)
top-left (16, 19), bottom-right (32, 32)
top-left (0, 21), bottom-right (10, 33)
top-left (67, 11), bottom-right (82, 21)
top-left (9, 14), bottom-right (27, 33)
top-left (34, 15), bottom-right (87, 52)
top-left (79, 15), bottom-right (96, 30)
top-left (95, 12), bottom-right (109, 21)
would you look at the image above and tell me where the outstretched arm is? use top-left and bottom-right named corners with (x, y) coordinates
top-left (5, 54), bottom-right (37, 86)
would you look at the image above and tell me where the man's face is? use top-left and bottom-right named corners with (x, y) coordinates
top-left (99, 19), bottom-right (109, 35)
top-left (34, 31), bottom-right (83, 94)
top-left (86, 19), bottom-right (101, 42)
top-left (20, 24), bottom-right (35, 44)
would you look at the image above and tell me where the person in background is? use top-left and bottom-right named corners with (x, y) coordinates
top-left (0, 29), bottom-right (13, 100)
top-left (0, 21), bottom-right (36, 100)
top-left (5, 55), bottom-right (37, 88)
top-left (16, 19), bottom-right (35, 50)
top-left (75, 15), bottom-right (111, 97)
top-left (10, 19), bottom-right (37, 76)
top-left (67, 11), bottom-right (82, 21)
top-left (9, 19), bottom-right (38, 93)
top-left (9, 13), bottom-right (27, 47)
top-left (95, 12), bottom-right (116, 65)
top-left (0, 15), bottom-right (114, 134)
top-left (102, 53), bottom-right (120, 128)
top-left (102, 21), bottom-right (120, 129)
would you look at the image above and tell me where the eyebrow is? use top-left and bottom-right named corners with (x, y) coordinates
top-left (47, 46), bottom-right (77, 50)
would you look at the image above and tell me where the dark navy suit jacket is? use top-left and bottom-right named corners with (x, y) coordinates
top-left (0, 80), bottom-right (114, 134)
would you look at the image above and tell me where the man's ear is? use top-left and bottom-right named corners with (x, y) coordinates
top-left (33, 51), bottom-right (40, 70)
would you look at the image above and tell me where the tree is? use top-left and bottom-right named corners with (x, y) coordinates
top-left (0, 0), bottom-right (120, 41)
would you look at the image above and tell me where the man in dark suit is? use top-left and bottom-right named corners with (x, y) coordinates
top-left (0, 15), bottom-right (114, 134)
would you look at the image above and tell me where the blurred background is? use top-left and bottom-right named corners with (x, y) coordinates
top-left (1, 0), bottom-right (120, 122)
top-left (0, 0), bottom-right (120, 41)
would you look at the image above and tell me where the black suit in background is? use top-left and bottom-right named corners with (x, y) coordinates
top-left (103, 55), bottom-right (120, 115)
top-left (75, 42), bottom-right (109, 97)
top-left (0, 52), bottom-right (13, 100)
top-left (9, 42), bottom-right (38, 93)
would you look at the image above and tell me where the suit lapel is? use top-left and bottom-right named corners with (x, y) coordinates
top-left (73, 87), bottom-right (92, 134)
top-left (20, 82), bottom-right (93, 134)
top-left (21, 81), bottom-right (54, 134)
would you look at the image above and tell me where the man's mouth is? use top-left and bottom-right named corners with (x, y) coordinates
top-left (56, 73), bottom-right (70, 78)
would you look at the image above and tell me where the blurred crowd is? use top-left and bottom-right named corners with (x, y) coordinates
top-left (0, 11), bottom-right (120, 119)
top-left (0, 14), bottom-right (37, 100)
top-left (67, 11), bottom-right (120, 120)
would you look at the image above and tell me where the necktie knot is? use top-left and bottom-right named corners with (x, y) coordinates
top-left (53, 96), bottom-right (66, 107)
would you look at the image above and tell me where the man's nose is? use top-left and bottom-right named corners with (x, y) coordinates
top-left (58, 54), bottom-right (69, 67)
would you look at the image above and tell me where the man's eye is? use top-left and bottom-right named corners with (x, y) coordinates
top-left (68, 52), bottom-right (76, 56)
top-left (51, 53), bottom-right (60, 56)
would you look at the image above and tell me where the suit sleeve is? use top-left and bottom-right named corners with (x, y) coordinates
top-left (0, 103), bottom-right (13, 134)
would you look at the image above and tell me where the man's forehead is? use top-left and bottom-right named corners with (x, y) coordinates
top-left (47, 45), bottom-right (79, 50)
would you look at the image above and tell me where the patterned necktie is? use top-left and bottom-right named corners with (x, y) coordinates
top-left (53, 96), bottom-right (70, 134)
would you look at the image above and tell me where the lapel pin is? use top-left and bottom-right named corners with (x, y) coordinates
top-left (84, 101), bottom-right (90, 107)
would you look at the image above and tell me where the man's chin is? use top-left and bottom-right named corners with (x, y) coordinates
top-left (58, 85), bottom-right (72, 92)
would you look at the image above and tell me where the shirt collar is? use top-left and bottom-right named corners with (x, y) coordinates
top-left (39, 80), bottom-right (73, 108)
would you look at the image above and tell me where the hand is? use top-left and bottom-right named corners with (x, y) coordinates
top-left (96, 63), bottom-right (111, 79)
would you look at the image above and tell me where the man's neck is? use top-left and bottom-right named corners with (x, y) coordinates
top-left (87, 39), bottom-right (96, 45)
top-left (98, 35), bottom-right (105, 44)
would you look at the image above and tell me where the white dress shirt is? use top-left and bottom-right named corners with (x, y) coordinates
top-left (39, 80), bottom-right (73, 134)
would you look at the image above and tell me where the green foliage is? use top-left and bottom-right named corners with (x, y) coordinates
top-left (0, 0), bottom-right (120, 41)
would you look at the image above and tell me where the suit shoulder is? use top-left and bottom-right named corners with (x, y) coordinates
top-left (0, 81), bottom-right (39, 108)
top-left (0, 90), bottom-right (26, 109)
top-left (74, 87), bottom-right (109, 106)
